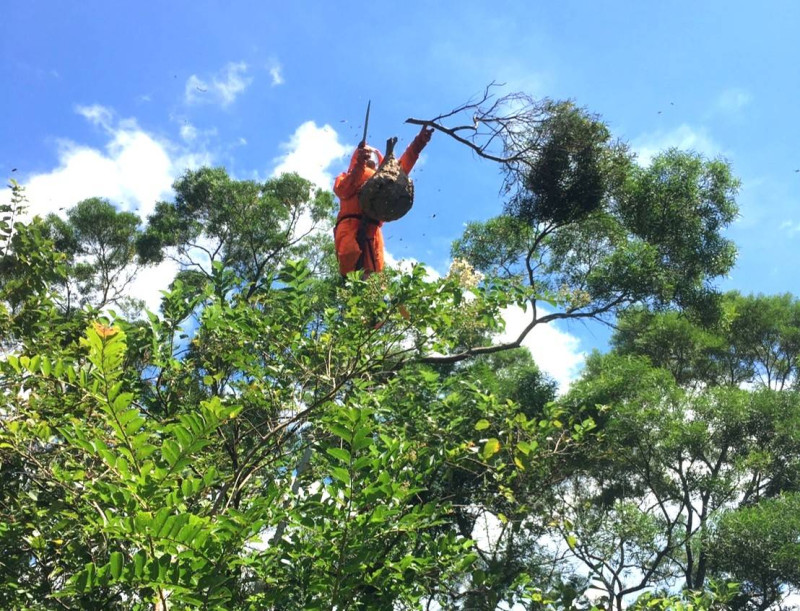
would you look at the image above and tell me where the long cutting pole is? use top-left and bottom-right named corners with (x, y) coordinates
top-left (359, 100), bottom-right (371, 148)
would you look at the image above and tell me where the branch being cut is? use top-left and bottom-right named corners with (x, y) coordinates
top-left (405, 84), bottom-right (638, 366)
top-left (406, 82), bottom-right (550, 170)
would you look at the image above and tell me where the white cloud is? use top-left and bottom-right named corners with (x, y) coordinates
top-left (497, 305), bottom-right (586, 393)
top-left (180, 123), bottom-right (198, 142)
top-left (267, 58), bottom-right (284, 86)
top-left (384, 250), bottom-right (442, 281)
top-left (780, 220), bottom-right (800, 235)
top-left (271, 121), bottom-right (350, 189)
top-left (186, 74), bottom-right (209, 99)
top-left (632, 124), bottom-right (721, 167)
top-left (172, 117), bottom-right (217, 158)
top-left (21, 127), bottom-right (174, 219)
top-left (714, 87), bottom-right (752, 114)
top-left (270, 121), bottom-right (350, 241)
top-left (129, 259), bottom-right (180, 313)
top-left (214, 62), bottom-right (251, 105)
top-left (0, 105), bottom-right (218, 314)
top-left (75, 104), bottom-right (114, 130)
top-left (264, 122), bottom-right (349, 244)
top-left (185, 62), bottom-right (252, 107)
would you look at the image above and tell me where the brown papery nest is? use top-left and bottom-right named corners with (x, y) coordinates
top-left (359, 137), bottom-right (414, 222)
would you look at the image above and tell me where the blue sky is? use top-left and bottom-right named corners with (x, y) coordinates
top-left (3, 1), bottom-right (800, 388)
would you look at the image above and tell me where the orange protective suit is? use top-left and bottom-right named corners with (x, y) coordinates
top-left (333, 132), bottom-right (429, 276)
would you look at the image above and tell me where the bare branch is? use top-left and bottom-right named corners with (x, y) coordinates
top-left (406, 84), bottom-right (550, 170)
top-left (418, 294), bottom-right (626, 365)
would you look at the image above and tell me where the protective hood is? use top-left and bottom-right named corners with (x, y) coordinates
top-left (348, 145), bottom-right (384, 171)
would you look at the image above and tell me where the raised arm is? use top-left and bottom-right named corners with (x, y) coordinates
top-left (334, 147), bottom-right (374, 199)
top-left (399, 126), bottom-right (434, 174)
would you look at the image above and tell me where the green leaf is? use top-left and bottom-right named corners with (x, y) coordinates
top-left (107, 381), bottom-right (124, 402)
top-left (113, 392), bottom-right (134, 413)
top-left (84, 562), bottom-right (96, 589)
top-left (351, 427), bottom-right (372, 452)
top-left (474, 419), bottom-right (491, 431)
top-left (181, 478), bottom-right (197, 498)
top-left (168, 513), bottom-right (190, 539)
top-left (162, 440), bottom-right (180, 467)
top-left (370, 504), bottom-right (391, 523)
top-left (173, 424), bottom-right (193, 447)
top-left (177, 521), bottom-right (202, 545)
top-left (329, 423), bottom-right (352, 442)
top-left (158, 553), bottom-right (172, 580)
top-left (74, 569), bottom-right (89, 593)
top-left (151, 508), bottom-right (170, 536)
top-left (326, 447), bottom-right (351, 464)
top-left (329, 466), bottom-right (351, 486)
top-left (566, 534), bottom-right (577, 550)
top-left (109, 552), bottom-right (124, 579)
top-left (482, 438), bottom-right (501, 461)
top-left (352, 456), bottom-right (373, 471)
top-left (124, 414), bottom-right (146, 436)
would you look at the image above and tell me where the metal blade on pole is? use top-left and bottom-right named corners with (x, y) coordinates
top-left (359, 100), bottom-right (371, 148)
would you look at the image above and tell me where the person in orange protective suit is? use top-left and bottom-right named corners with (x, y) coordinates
top-left (333, 126), bottom-right (433, 277)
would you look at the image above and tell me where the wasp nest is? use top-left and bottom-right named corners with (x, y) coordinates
top-left (359, 137), bottom-right (415, 222)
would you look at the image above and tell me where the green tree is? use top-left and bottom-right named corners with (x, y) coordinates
top-left (0, 260), bottom-right (583, 609)
top-left (0, 88), bottom-right (752, 610)
top-left (137, 168), bottom-right (336, 299)
top-left (613, 293), bottom-right (800, 390)
top-left (552, 313), bottom-right (800, 609)
top-left (409, 92), bottom-right (738, 364)
top-left (723, 292), bottom-right (800, 390)
top-left (0, 183), bottom-right (69, 353)
top-left (710, 492), bottom-right (800, 609)
top-left (42, 197), bottom-right (145, 315)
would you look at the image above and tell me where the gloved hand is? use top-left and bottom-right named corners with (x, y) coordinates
top-left (416, 125), bottom-right (434, 146)
top-left (355, 146), bottom-right (373, 167)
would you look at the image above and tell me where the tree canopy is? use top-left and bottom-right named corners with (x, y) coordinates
top-left (2, 90), bottom-right (796, 610)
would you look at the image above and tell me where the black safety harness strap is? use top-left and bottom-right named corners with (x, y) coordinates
top-left (334, 214), bottom-right (380, 272)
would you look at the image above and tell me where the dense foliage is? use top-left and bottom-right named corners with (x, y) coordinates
top-left (1, 95), bottom-right (797, 610)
